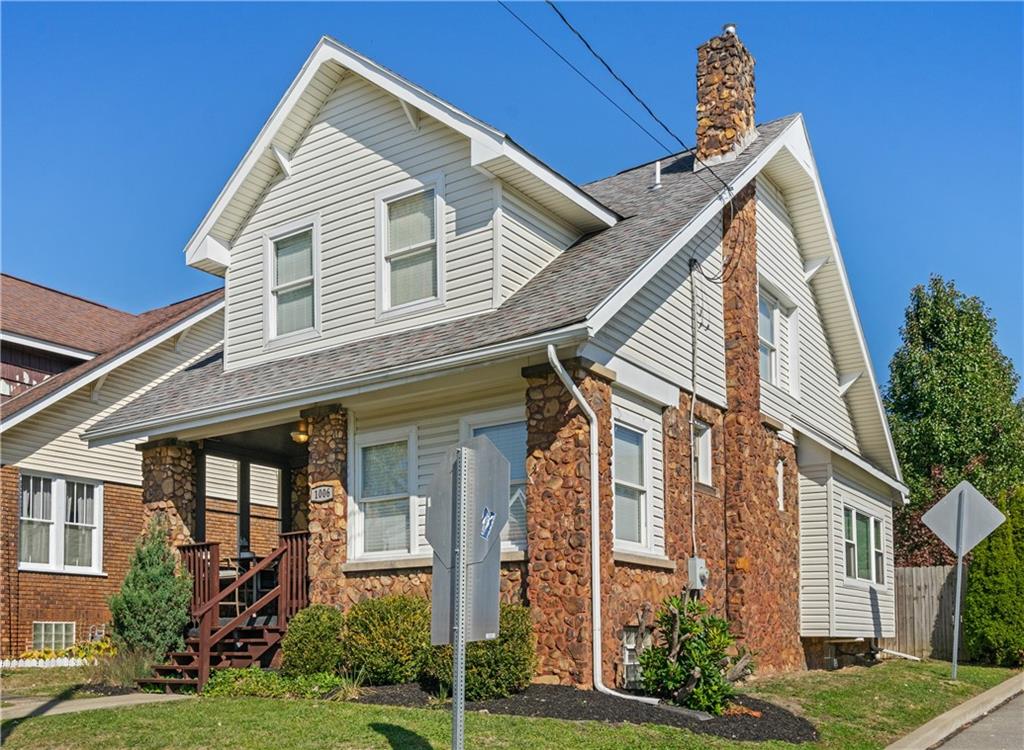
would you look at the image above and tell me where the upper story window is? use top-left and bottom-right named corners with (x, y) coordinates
top-left (467, 413), bottom-right (528, 548)
top-left (19, 473), bottom-right (103, 575)
top-left (377, 176), bottom-right (445, 316)
top-left (692, 420), bottom-right (713, 487)
top-left (354, 429), bottom-right (415, 558)
top-left (844, 507), bottom-right (885, 585)
top-left (613, 423), bottom-right (648, 548)
top-left (759, 288), bottom-right (780, 385)
top-left (265, 216), bottom-right (320, 342)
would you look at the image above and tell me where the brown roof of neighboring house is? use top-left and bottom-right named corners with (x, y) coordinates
top-left (0, 274), bottom-right (146, 354)
top-left (1, 286), bottom-right (223, 423)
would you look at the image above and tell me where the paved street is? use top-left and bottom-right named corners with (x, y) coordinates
top-left (940, 694), bottom-right (1023, 750)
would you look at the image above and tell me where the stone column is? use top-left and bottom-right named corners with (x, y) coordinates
top-left (140, 440), bottom-right (198, 547)
top-left (305, 406), bottom-right (348, 606)
top-left (523, 361), bottom-right (613, 688)
top-left (289, 465), bottom-right (310, 532)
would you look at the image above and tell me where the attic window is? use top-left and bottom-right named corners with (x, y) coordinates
top-left (377, 176), bottom-right (445, 316)
top-left (266, 216), bottom-right (320, 342)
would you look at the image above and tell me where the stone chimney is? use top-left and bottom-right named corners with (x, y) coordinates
top-left (695, 23), bottom-right (757, 167)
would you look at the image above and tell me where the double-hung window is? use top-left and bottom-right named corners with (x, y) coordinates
top-left (381, 183), bottom-right (443, 311)
top-left (468, 415), bottom-right (528, 548)
top-left (19, 474), bottom-right (103, 574)
top-left (759, 289), bottom-right (780, 385)
top-left (356, 432), bottom-right (414, 557)
top-left (692, 420), bottom-right (712, 487)
top-left (613, 424), bottom-right (648, 548)
top-left (844, 507), bottom-right (885, 585)
top-left (268, 220), bottom-right (318, 339)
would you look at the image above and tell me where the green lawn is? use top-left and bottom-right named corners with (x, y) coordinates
top-left (1, 661), bottom-right (1017, 749)
top-left (1, 668), bottom-right (100, 700)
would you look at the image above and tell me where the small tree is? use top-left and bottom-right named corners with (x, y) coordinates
top-left (108, 515), bottom-right (192, 656)
top-left (885, 276), bottom-right (1024, 565)
top-left (963, 486), bottom-right (1024, 666)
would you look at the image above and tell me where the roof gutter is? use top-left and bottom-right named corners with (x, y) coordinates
top-left (83, 323), bottom-right (590, 447)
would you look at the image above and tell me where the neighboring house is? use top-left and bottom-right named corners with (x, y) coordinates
top-left (84, 26), bottom-right (906, 687)
top-left (0, 276), bottom-right (281, 657)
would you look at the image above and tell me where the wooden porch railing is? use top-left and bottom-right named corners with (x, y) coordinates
top-left (183, 531), bottom-right (309, 689)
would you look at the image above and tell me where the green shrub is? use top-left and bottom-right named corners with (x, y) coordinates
top-left (637, 596), bottom-right (752, 716)
top-left (964, 486), bottom-right (1024, 666)
top-left (280, 604), bottom-right (345, 676)
top-left (108, 516), bottom-right (192, 657)
top-left (87, 648), bottom-right (154, 689)
top-left (204, 666), bottom-right (357, 700)
top-left (338, 595), bottom-right (430, 685)
top-left (419, 603), bottom-right (536, 701)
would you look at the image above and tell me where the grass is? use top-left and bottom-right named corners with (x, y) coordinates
top-left (1, 660), bottom-right (1018, 749)
top-left (0, 668), bottom-right (99, 700)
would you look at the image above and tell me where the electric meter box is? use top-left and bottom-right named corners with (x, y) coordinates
top-left (687, 556), bottom-right (708, 590)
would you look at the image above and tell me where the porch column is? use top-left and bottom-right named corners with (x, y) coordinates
top-left (304, 405), bottom-right (348, 606)
top-left (139, 439), bottom-right (198, 547)
top-left (523, 360), bottom-right (614, 688)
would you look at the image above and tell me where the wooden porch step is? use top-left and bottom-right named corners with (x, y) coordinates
top-left (136, 676), bottom-right (199, 693)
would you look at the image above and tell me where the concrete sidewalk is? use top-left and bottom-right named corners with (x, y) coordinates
top-left (940, 694), bottom-right (1023, 750)
top-left (2, 692), bottom-right (189, 722)
top-left (887, 672), bottom-right (1024, 750)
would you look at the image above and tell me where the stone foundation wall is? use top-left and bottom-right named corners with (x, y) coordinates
top-left (338, 561), bottom-right (528, 609)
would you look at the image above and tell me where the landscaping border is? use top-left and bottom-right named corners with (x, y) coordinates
top-left (886, 672), bottom-right (1024, 749)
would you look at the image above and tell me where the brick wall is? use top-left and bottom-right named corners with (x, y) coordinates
top-left (205, 497), bottom-right (281, 557)
top-left (1, 465), bottom-right (145, 657)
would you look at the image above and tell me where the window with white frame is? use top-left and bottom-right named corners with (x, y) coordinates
top-left (469, 418), bottom-right (527, 547)
top-left (382, 186), bottom-right (442, 311)
top-left (775, 459), bottom-right (785, 511)
top-left (269, 224), bottom-right (318, 338)
top-left (19, 474), bottom-right (103, 574)
top-left (613, 423), bottom-right (648, 547)
top-left (33, 621), bottom-right (75, 651)
top-left (844, 507), bottom-right (885, 584)
top-left (692, 420), bottom-right (712, 486)
top-left (759, 289), bottom-right (780, 385)
top-left (356, 433), bottom-right (413, 556)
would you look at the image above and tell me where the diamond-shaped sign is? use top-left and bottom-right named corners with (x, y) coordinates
top-left (922, 480), bottom-right (1005, 556)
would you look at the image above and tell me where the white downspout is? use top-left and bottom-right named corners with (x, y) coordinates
top-left (546, 345), bottom-right (659, 705)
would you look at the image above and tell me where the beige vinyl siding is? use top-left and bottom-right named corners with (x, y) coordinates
top-left (595, 221), bottom-right (727, 406)
top-left (499, 185), bottom-right (579, 300)
top-left (831, 468), bottom-right (896, 638)
top-left (799, 462), bottom-right (832, 636)
top-left (224, 73), bottom-right (497, 370)
top-left (611, 389), bottom-right (665, 555)
top-left (2, 314), bottom-right (224, 486)
top-left (204, 456), bottom-right (280, 508)
top-left (348, 374), bottom-right (525, 555)
top-left (756, 176), bottom-right (858, 449)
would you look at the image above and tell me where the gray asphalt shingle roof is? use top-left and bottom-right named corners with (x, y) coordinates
top-left (88, 115), bottom-right (798, 439)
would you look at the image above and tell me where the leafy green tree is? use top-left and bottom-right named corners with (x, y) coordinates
top-left (885, 276), bottom-right (1024, 565)
top-left (963, 486), bottom-right (1024, 666)
top-left (108, 515), bottom-right (193, 656)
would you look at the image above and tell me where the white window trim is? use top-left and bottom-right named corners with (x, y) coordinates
top-left (262, 213), bottom-right (322, 349)
top-left (611, 420), bottom-right (654, 555)
top-left (18, 472), bottom-right (104, 576)
top-left (32, 621), bottom-right (76, 651)
top-left (349, 424), bottom-right (419, 562)
top-left (758, 287), bottom-right (780, 386)
top-left (843, 505), bottom-right (886, 588)
top-left (776, 459), bottom-right (786, 511)
top-left (459, 406), bottom-right (528, 552)
top-left (693, 420), bottom-right (713, 487)
top-left (375, 173), bottom-right (447, 319)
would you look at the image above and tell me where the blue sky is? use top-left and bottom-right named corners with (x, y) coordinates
top-left (2, 2), bottom-right (1021, 391)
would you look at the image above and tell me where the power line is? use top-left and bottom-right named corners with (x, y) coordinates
top-left (544, 1), bottom-right (734, 196)
top-left (496, 1), bottom-right (673, 154)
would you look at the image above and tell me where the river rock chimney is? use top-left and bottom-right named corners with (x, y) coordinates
top-left (695, 23), bottom-right (757, 167)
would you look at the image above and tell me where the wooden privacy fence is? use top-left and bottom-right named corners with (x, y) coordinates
top-left (883, 565), bottom-right (966, 660)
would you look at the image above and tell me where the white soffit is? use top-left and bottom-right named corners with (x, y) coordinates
top-left (185, 36), bottom-right (617, 276)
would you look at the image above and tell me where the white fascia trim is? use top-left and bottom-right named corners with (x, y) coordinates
top-left (0, 332), bottom-right (96, 361)
top-left (793, 418), bottom-right (908, 499)
top-left (184, 36), bottom-right (615, 267)
top-left (2, 300), bottom-right (225, 435)
top-left (83, 323), bottom-right (590, 447)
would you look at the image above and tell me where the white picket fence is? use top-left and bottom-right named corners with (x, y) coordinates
top-left (0, 656), bottom-right (94, 669)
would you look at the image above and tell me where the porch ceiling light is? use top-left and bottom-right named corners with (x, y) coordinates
top-left (290, 418), bottom-right (309, 444)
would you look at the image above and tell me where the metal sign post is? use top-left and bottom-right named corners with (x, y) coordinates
top-left (922, 480), bottom-right (1005, 680)
top-left (425, 437), bottom-right (510, 750)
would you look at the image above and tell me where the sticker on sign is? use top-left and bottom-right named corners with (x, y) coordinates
top-left (480, 507), bottom-right (496, 540)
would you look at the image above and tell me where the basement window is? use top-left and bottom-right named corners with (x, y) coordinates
top-left (621, 627), bottom-right (643, 689)
top-left (33, 621), bottom-right (75, 651)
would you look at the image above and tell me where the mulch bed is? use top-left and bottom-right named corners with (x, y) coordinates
top-left (358, 683), bottom-right (818, 744)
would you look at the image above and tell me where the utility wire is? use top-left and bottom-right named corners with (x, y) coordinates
top-left (496, 1), bottom-right (673, 154)
top-left (544, 1), bottom-right (734, 197)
